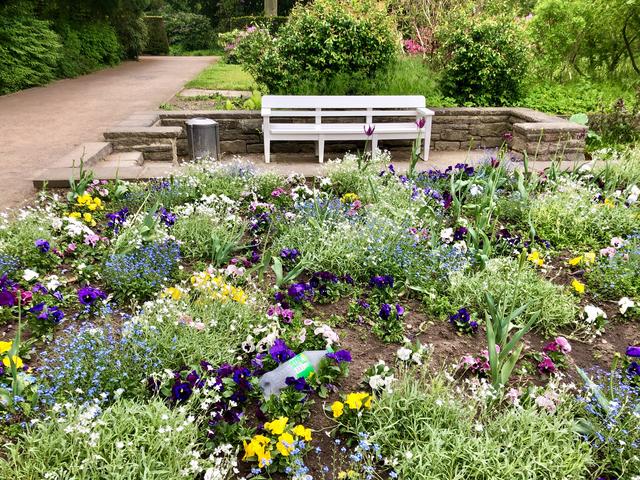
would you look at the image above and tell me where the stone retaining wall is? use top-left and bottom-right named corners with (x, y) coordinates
top-left (108, 107), bottom-right (587, 162)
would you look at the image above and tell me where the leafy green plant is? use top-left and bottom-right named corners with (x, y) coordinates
top-left (0, 15), bottom-right (61, 94)
top-left (437, 15), bottom-right (529, 105)
top-left (358, 371), bottom-right (592, 480)
top-left (0, 399), bottom-right (226, 479)
top-left (449, 257), bottom-right (578, 334)
top-left (237, 0), bottom-right (398, 93)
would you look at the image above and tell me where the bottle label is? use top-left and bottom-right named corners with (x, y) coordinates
top-left (289, 353), bottom-right (314, 379)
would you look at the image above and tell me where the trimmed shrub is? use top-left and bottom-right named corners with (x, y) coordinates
top-left (164, 11), bottom-right (215, 51)
top-left (237, 0), bottom-right (399, 93)
top-left (56, 22), bottom-right (121, 77)
top-left (438, 16), bottom-right (529, 106)
top-left (112, 12), bottom-right (148, 59)
top-left (0, 16), bottom-right (61, 94)
top-left (143, 16), bottom-right (170, 54)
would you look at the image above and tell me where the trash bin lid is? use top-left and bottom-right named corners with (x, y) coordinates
top-left (185, 117), bottom-right (217, 126)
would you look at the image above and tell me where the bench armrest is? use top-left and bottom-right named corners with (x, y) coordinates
top-left (262, 108), bottom-right (272, 117)
top-left (417, 107), bottom-right (434, 116)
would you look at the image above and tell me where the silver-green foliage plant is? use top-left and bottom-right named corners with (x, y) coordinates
top-left (0, 399), bottom-right (234, 479)
top-left (359, 372), bottom-right (592, 480)
top-left (529, 177), bottom-right (639, 249)
top-left (449, 257), bottom-right (578, 334)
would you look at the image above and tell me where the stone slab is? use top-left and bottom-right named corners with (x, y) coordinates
top-left (52, 142), bottom-right (112, 168)
top-left (179, 88), bottom-right (252, 98)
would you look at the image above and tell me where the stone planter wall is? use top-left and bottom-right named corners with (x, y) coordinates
top-left (107, 107), bottom-right (588, 162)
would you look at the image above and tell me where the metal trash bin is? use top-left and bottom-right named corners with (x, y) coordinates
top-left (185, 118), bottom-right (220, 161)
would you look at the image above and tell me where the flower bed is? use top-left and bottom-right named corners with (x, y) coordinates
top-left (1, 149), bottom-right (639, 479)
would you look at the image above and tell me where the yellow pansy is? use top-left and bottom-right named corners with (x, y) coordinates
top-left (264, 416), bottom-right (288, 435)
top-left (164, 287), bottom-right (182, 301)
top-left (76, 193), bottom-right (92, 205)
top-left (568, 255), bottom-right (583, 266)
top-left (0, 341), bottom-right (12, 355)
top-left (572, 279), bottom-right (585, 294)
top-left (341, 193), bottom-right (359, 204)
top-left (257, 448), bottom-right (272, 467)
top-left (527, 250), bottom-right (544, 267)
top-left (331, 401), bottom-right (344, 418)
top-left (292, 424), bottom-right (312, 442)
top-left (603, 198), bottom-right (614, 208)
top-left (69, 212), bottom-right (81, 219)
top-left (364, 395), bottom-right (372, 409)
top-left (82, 212), bottom-right (96, 226)
top-left (584, 251), bottom-right (596, 264)
top-left (242, 435), bottom-right (269, 459)
top-left (3, 355), bottom-right (23, 368)
top-left (276, 432), bottom-right (295, 456)
top-left (345, 392), bottom-right (370, 410)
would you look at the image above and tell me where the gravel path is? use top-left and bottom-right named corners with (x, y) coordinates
top-left (0, 55), bottom-right (216, 209)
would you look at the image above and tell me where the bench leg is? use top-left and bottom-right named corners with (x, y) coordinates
top-left (264, 138), bottom-right (271, 163)
top-left (423, 117), bottom-right (432, 162)
top-left (318, 139), bottom-right (325, 164)
top-left (371, 137), bottom-right (378, 160)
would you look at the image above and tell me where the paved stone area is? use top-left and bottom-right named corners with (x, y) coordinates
top-left (0, 55), bottom-right (216, 209)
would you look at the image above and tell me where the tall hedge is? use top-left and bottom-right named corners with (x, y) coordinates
top-left (164, 11), bottom-right (215, 51)
top-left (143, 16), bottom-right (169, 55)
top-left (0, 16), bottom-right (62, 94)
top-left (56, 22), bottom-right (122, 77)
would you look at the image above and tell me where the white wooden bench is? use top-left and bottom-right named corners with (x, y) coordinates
top-left (261, 95), bottom-right (434, 163)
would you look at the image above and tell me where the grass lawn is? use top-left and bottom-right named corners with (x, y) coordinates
top-left (185, 62), bottom-right (256, 91)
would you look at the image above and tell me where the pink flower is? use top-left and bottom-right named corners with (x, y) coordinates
top-left (271, 188), bottom-right (286, 197)
top-left (460, 354), bottom-right (476, 368)
top-left (537, 355), bottom-right (556, 375)
top-left (599, 246), bottom-right (617, 257)
top-left (67, 243), bottom-right (77, 253)
top-left (84, 234), bottom-right (100, 247)
top-left (506, 388), bottom-right (521, 405)
top-left (535, 394), bottom-right (556, 412)
top-left (555, 336), bottom-right (571, 354)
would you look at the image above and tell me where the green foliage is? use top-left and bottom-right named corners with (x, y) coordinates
top-left (132, 294), bottom-right (262, 368)
top-left (438, 15), bottom-right (529, 105)
top-left (56, 21), bottom-right (121, 78)
top-left (0, 214), bottom-right (60, 273)
top-left (185, 62), bottom-right (256, 90)
top-left (0, 399), bottom-right (213, 479)
top-left (449, 257), bottom-right (578, 334)
top-left (112, 10), bottom-right (148, 59)
top-left (172, 212), bottom-right (245, 264)
top-left (0, 16), bottom-right (61, 94)
top-left (238, 0), bottom-right (399, 93)
top-left (164, 10), bottom-right (215, 51)
top-left (143, 16), bottom-right (169, 55)
top-left (587, 236), bottom-right (640, 300)
top-left (359, 372), bottom-right (593, 480)
top-left (529, 180), bottom-right (639, 249)
top-left (518, 79), bottom-right (639, 115)
top-left (528, 0), bottom-right (640, 79)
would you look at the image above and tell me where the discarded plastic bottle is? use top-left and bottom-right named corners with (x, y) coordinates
top-left (260, 350), bottom-right (328, 399)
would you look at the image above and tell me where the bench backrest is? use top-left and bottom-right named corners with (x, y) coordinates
top-left (263, 95), bottom-right (425, 110)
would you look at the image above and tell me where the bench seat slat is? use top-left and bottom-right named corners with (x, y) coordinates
top-left (267, 109), bottom-right (431, 118)
top-left (269, 123), bottom-right (421, 134)
top-left (262, 95), bottom-right (426, 109)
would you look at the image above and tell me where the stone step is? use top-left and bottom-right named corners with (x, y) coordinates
top-left (101, 151), bottom-right (144, 167)
top-left (52, 142), bottom-right (112, 168)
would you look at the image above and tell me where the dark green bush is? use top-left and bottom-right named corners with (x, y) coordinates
top-left (227, 15), bottom-right (288, 33)
top-left (143, 16), bottom-right (169, 54)
top-left (438, 16), bottom-right (529, 106)
top-left (56, 22), bottom-right (121, 77)
top-left (164, 11), bottom-right (215, 51)
top-left (112, 11), bottom-right (148, 59)
top-left (237, 0), bottom-right (398, 93)
top-left (0, 16), bottom-right (61, 94)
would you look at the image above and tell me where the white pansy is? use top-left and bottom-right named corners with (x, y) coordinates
top-left (583, 305), bottom-right (607, 323)
top-left (618, 297), bottom-right (635, 315)
top-left (23, 269), bottom-right (39, 281)
top-left (440, 227), bottom-right (454, 244)
top-left (396, 347), bottom-right (412, 361)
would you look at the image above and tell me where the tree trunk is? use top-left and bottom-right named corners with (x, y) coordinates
top-left (265, 0), bottom-right (277, 17)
